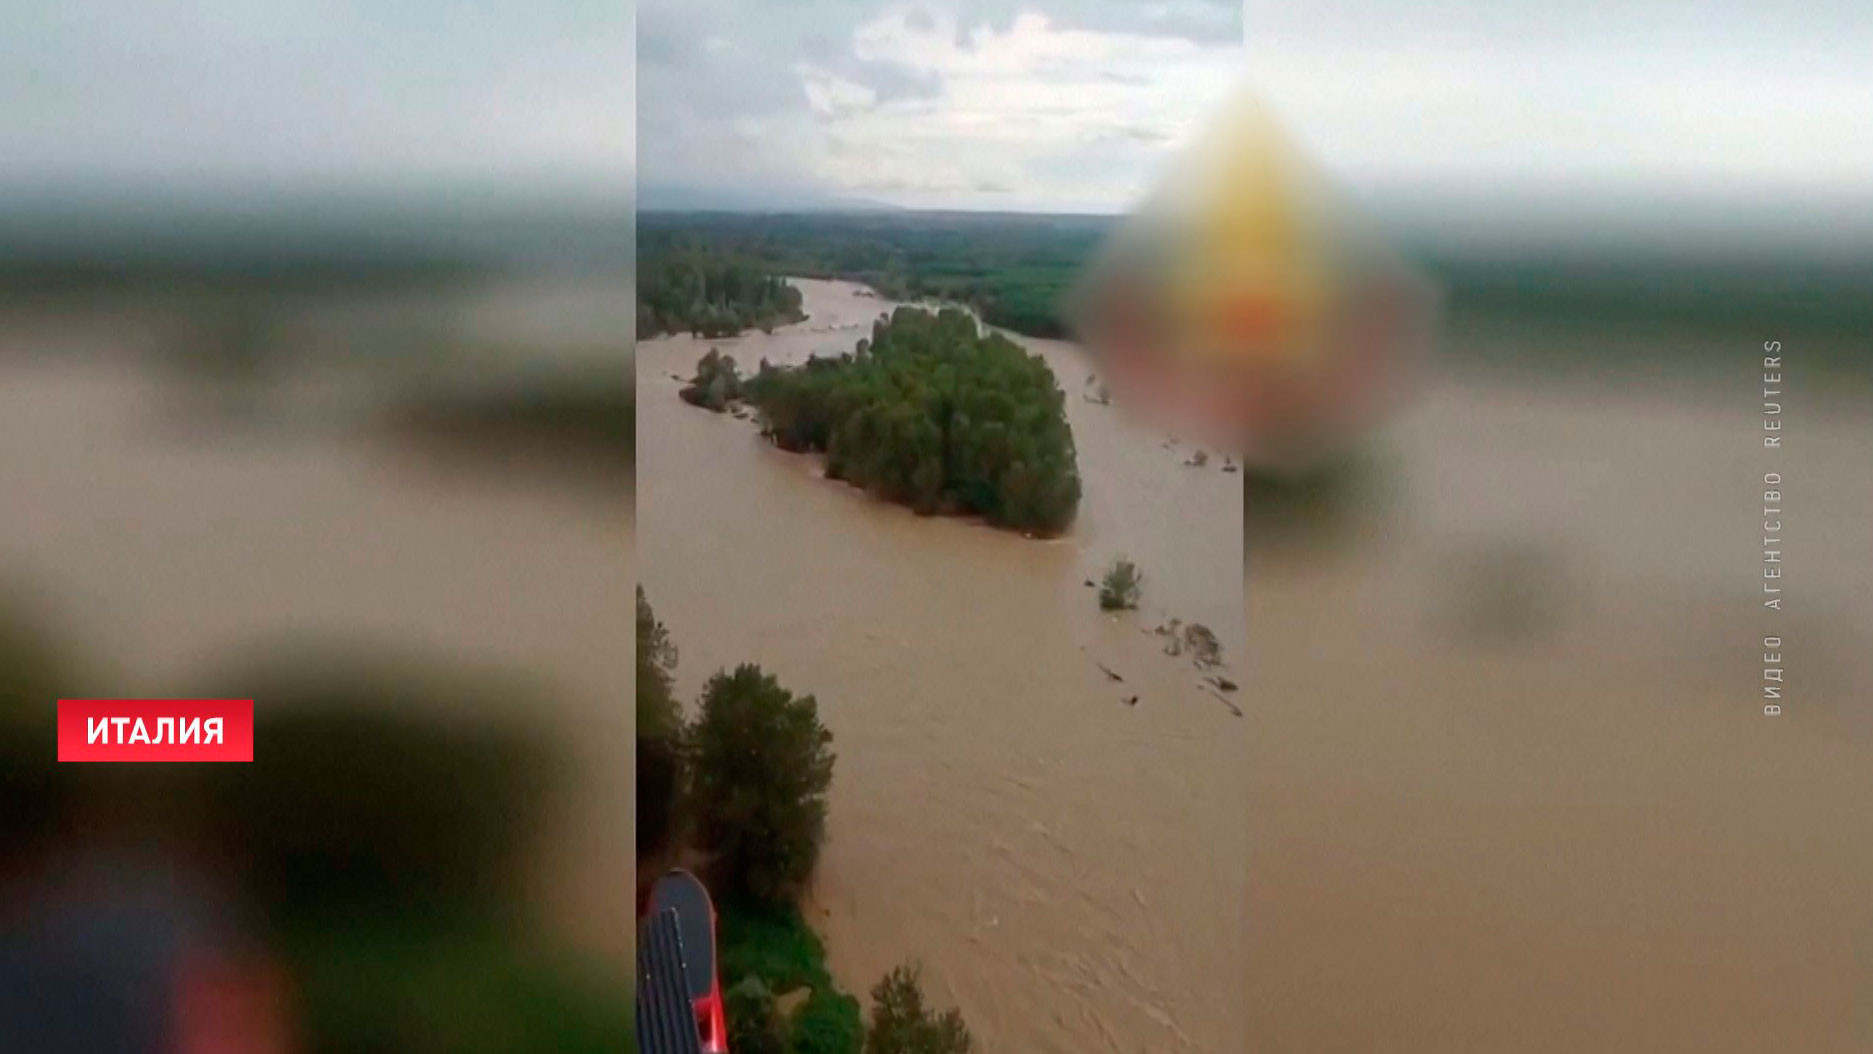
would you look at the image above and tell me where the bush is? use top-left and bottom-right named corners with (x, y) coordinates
top-left (680, 349), bottom-right (743, 412)
top-left (718, 898), bottom-right (860, 1054)
top-left (791, 987), bottom-right (863, 1054)
top-left (1099, 557), bottom-right (1142, 611)
top-left (726, 977), bottom-right (788, 1054)
top-left (690, 665), bottom-right (836, 903)
top-left (865, 964), bottom-right (972, 1054)
top-left (718, 897), bottom-right (832, 994)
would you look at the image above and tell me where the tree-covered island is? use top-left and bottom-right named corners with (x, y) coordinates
top-left (721, 306), bottom-right (1081, 535)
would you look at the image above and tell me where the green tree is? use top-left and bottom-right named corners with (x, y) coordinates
top-left (636, 211), bottom-right (1099, 341)
top-left (726, 977), bottom-right (788, 1054)
top-left (864, 964), bottom-right (972, 1054)
top-left (680, 349), bottom-right (744, 412)
top-left (637, 587), bottom-right (684, 858)
top-left (636, 587), bottom-right (680, 738)
top-left (690, 664), bottom-right (836, 903)
top-left (792, 988), bottom-right (864, 1054)
top-left (1099, 557), bottom-right (1142, 611)
top-left (637, 252), bottom-right (806, 340)
top-left (742, 307), bottom-right (1081, 535)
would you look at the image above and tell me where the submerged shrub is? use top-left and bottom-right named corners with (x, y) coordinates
top-left (1099, 557), bottom-right (1143, 611)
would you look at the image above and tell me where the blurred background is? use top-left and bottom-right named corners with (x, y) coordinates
top-left (1, 3), bottom-right (635, 1050)
top-left (6, 0), bottom-right (1871, 1050)
top-left (1240, 1), bottom-right (1873, 1050)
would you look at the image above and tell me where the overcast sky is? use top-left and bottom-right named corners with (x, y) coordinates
top-left (640, 0), bottom-right (1870, 214)
top-left (638, 1), bottom-right (1242, 212)
top-left (2, 1), bottom-right (634, 198)
top-left (5, 1), bottom-right (1868, 216)
top-left (1245, 1), bottom-right (1873, 204)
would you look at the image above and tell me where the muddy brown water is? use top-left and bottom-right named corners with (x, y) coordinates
top-left (639, 279), bottom-right (1245, 1054)
top-left (0, 286), bottom-right (636, 972)
top-left (1244, 365), bottom-right (1873, 1051)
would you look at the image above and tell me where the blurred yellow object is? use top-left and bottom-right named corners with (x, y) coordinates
top-left (1174, 98), bottom-right (1320, 368)
top-left (1070, 86), bottom-right (1437, 469)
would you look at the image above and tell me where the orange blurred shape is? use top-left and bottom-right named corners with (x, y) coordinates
top-left (1068, 85), bottom-right (1438, 470)
top-left (1213, 287), bottom-right (1290, 350)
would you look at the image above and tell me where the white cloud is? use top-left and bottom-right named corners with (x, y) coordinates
top-left (641, 4), bottom-right (1241, 211)
top-left (640, 1), bottom-right (1243, 212)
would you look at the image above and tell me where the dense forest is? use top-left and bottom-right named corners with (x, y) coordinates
top-left (737, 306), bottom-right (1082, 534)
top-left (637, 211), bottom-right (1112, 339)
top-left (636, 252), bottom-right (807, 339)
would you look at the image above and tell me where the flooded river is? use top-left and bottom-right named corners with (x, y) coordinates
top-left (0, 281), bottom-right (636, 970)
top-left (638, 279), bottom-right (1245, 1054)
top-left (1243, 348), bottom-right (1873, 1050)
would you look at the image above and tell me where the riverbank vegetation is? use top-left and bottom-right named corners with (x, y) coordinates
top-left (637, 253), bottom-right (806, 339)
top-left (738, 306), bottom-right (1081, 535)
top-left (635, 589), bottom-right (972, 1054)
top-left (638, 208), bottom-right (1873, 357)
top-left (638, 211), bottom-right (1107, 340)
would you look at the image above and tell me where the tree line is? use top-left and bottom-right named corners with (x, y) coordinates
top-left (638, 212), bottom-right (1112, 340)
top-left (732, 306), bottom-right (1081, 535)
top-left (637, 587), bottom-right (972, 1054)
top-left (637, 252), bottom-right (806, 339)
